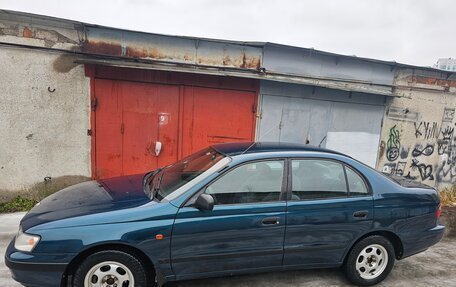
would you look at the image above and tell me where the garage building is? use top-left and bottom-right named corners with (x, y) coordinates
top-left (1, 10), bottom-right (455, 192)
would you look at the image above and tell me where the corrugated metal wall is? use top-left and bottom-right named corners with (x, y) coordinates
top-left (258, 81), bottom-right (386, 166)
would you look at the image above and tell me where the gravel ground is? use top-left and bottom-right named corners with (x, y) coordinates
top-left (1, 212), bottom-right (455, 287)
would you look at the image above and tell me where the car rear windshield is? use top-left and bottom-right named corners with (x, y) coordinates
top-left (152, 148), bottom-right (225, 201)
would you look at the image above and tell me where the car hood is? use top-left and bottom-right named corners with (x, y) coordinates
top-left (21, 173), bottom-right (152, 231)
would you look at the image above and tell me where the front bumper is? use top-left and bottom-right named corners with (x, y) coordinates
top-left (5, 239), bottom-right (74, 287)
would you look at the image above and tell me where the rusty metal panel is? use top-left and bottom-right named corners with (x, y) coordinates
top-left (196, 41), bottom-right (261, 69)
top-left (82, 27), bottom-right (262, 70)
top-left (83, 27), bottom-right (197, 64)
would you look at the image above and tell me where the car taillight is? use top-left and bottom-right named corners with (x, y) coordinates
top-left (436, 203), bottom-right (442, 219)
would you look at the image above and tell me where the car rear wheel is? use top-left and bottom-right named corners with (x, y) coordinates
top-left (344, 235), bottom-right (395, 286)
top-left (73, 250), bottom-right (149, 287)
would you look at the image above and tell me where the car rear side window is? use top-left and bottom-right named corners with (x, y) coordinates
top-left (206, 160), bottom-right (284, 205)
top-left (345, 165), bottom-right (368, 196)
top-left (291, 159), bottom-right (347, 200)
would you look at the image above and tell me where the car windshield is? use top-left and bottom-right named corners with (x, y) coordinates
top-left (150, 147), bottom-right (225, 201)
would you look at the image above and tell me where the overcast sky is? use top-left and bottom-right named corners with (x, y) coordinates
top-left (1, 0), bottom-right (454, 67)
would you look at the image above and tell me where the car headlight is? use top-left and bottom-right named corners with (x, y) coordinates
top-left (14, 227), bottom-right (40, 252)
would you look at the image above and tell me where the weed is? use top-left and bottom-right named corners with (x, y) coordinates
top-left (440, 186), bottom-right (456, 206)
top-left (0, 196), bottom-right (37, 213)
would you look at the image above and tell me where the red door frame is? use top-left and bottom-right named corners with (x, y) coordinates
top-left (85, 64), bottom-right (259, 179)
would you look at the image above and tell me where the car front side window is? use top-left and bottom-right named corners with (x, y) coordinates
top-left (206, 160), bottom-right (284, 205)
top-left (291, 159), bottom-right (347, 200)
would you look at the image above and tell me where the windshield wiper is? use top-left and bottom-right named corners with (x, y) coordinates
top-left (144, 168), bottom-right (164, 199)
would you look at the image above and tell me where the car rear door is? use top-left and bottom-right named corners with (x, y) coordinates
top-left (171, 159), bottom-right (287, 278)
top-left (283, 158), bottom-right (374, 266)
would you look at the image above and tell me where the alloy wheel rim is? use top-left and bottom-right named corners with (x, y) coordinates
top-left (84, 261), bottom-right (135, 287)
top-left (355, 244), bottom-right (388, 280)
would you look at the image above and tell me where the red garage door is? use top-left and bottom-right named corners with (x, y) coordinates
top-left (92, 74), bottom-right (257, 179)
top-left (181, 86), bottom-right (257, 157)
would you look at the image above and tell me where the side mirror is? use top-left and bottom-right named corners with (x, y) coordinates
top-left (194, 193), bottom-right (214, 211)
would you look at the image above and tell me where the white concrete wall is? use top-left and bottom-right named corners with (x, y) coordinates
top-left (0, 43), bottom-right (91, 190)
top-left (0, 13), bottom-right (91, 191)
top-left (377, 69), bottom-right (456, 189)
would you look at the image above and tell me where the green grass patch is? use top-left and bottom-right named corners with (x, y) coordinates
top-left (0, 196), bottom-right (38, 213)
top-left (0, 175), bottom-right (90, 213)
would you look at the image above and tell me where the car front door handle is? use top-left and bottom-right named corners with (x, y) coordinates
top-left (353, 210), bottom-right (369, 218)
top-left (262, 217), bottom-right (280, 225)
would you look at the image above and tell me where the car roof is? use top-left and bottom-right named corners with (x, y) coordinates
top-left (211, 141), bottom-right (344, 156)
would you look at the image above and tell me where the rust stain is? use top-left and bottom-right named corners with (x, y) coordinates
top-left (222, 55), bottom-right (232, 66)
top-left (107, 154), bottom-right (121, 160)
top-left (22, 27), bottom-right (33, 38)
top-left (83, 40), bottom-right (260, 70)
top-left (408, 75), bottom-right (456, 88)
top-left (125, 46), bottom-right (168, 60)
top-left (240, 53), bottom-right (247, 68)
top-left (198, 57), bottom-right (222, 66)
top-left (82, 41), bottom-right (123, 55)
top-left (240, 53), bottom-right (261, 69)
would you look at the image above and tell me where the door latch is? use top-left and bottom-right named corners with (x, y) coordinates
top-left (155, 141), bottom-right (162, 156)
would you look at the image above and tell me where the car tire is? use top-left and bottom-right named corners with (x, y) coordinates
top-left (73, 250), bottom-right (150, 287)
top-left (343, 235), bottom-right (395, 286)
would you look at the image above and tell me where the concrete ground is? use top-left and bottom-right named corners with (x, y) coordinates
top-left (1, 212), bottom-right (455, 287)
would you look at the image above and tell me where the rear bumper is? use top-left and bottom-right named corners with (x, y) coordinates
top-left (5, 239), bottom-right (73, 287)
top-left (401, 224), bottom-right (445, 259)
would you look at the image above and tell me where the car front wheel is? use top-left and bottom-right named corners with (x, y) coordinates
top-left (73, 250), bottom-right (149, 287)
top-left (344, 235), bottom-right (395, 286)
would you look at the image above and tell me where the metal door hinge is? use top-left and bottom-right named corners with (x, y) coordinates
top-left (87, 129), bottom-right (92, 136)
top-left (91, 98), bottom-right (98, 112)
top-left (120, 123), bottom-right (125, 134)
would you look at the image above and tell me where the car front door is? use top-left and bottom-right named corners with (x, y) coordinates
top-left (284, 158), bottom-right (374, 267)
top-left (171, 159), bottom-right (287, 278)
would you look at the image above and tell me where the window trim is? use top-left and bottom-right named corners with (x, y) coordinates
top-left (343, 164), bottom-right (371, 198)
top-left (184, 158), bottom-right (288, 207)
top-left (287, 157), bottom-right (372, 202)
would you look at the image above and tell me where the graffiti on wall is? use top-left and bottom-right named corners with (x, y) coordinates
top-left (414, 121), bottom-right (439, 139)
top-left (410, 159), bottom-right (434, 180)
top-left (435, 108), bottom-right (456, 183)
top-left (382, 107), bottom-right (456, 186)
top-left (386, 125), bottom-right (400, 161)
top-left (442, 108), bottom-right (455, 122)
top-left (411, 144), bottom-right (434, 157)
top-left (396, 161), bottom-right (407, 176)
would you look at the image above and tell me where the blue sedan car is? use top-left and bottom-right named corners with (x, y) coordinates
top-left (5, 142), bottom-right (444, 287)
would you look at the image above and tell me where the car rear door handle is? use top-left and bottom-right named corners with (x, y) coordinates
top-left (262, 217), bottom-right (280, 225)
top-left (353, 210), bottom-right (369, 218)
